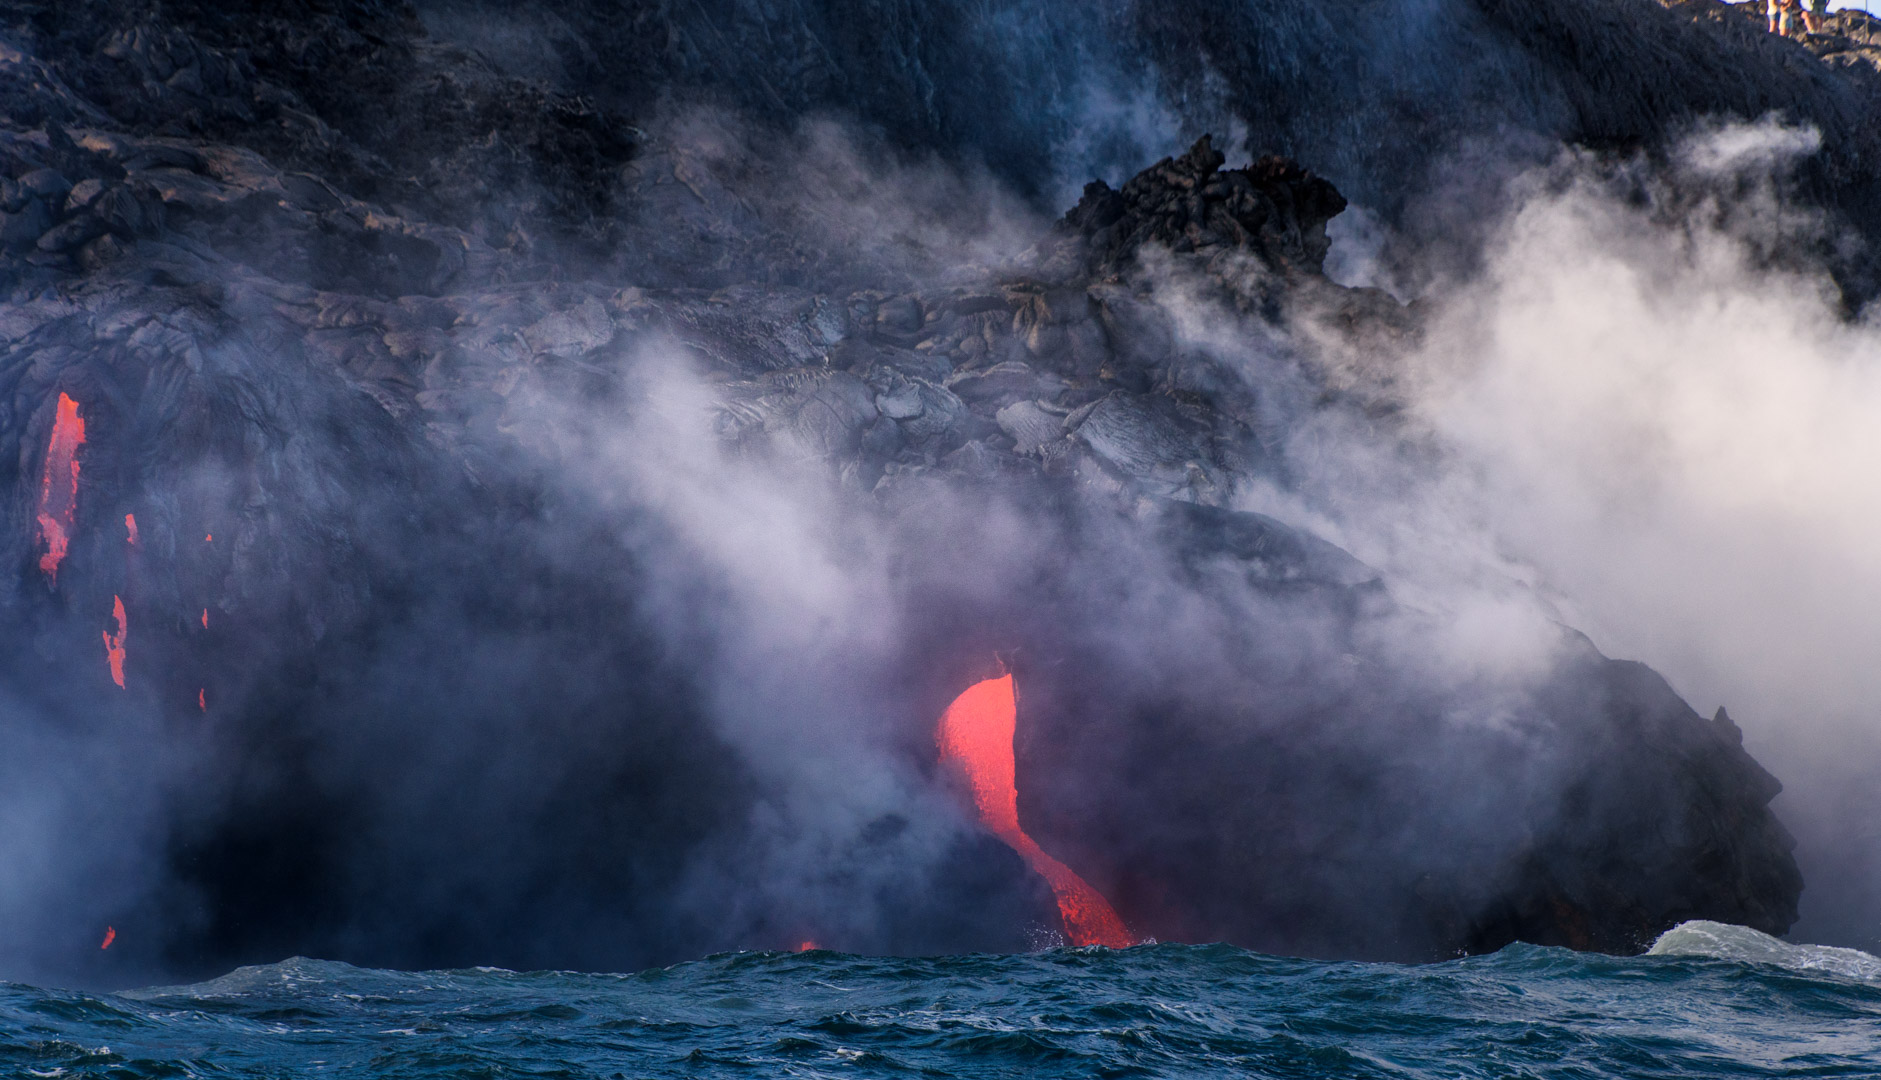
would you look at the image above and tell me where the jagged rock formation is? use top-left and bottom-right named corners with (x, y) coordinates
top-left (0, 0), bottom-right (1827, 981)
top-left (1055, 139), bottom-right (1347, 277)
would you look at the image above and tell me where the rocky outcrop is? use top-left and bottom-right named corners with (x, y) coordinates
top-left (1054, 137), bottom-right (1347, 280)
top-left (1017, 617), bottom-right (1804, 958)
top-left (0, 0), bottom-right (1810, 979)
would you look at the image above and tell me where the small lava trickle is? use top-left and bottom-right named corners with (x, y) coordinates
top-left (35, 393), bottom-right (86, 583)
top-left (103, 596), bottom-right (127, 688)
top-left (936, 674), bottom-right (1134, 948)
top-left (198, 688), bottom-right (206, 712)
top-left (125, 514), bottom-right (138, 545)
top-left (201, 608), bottom-right (208, 629)
top-left (100, 927), bottom-right (115, 950)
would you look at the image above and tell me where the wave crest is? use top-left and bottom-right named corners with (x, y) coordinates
top-left (1648, 920), bottom-right (1881, 983)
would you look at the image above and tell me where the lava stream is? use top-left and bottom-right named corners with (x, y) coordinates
top-left (100, 927), bottom-right (114, 950)
top-left (935, 674), bottom-right (1134, 948)
top-left (104, 596), bottom-right (127, 687)
top-left (35, 393), bottom-right (86, 582)
top-left (125, 514), bottom-right (138, 545)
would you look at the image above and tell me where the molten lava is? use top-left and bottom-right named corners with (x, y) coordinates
top-left (100, 927), bottom-right (114, 950)
top-left (201, 608), bottom-right (208, 629)
top-left (198, 688), bottom-right (206, 711)
top-left (935, 675), bottom-right (1134, 948)
top-left (797, 940), bottom-right (818, 952)
top-left (104, 596), bottom-right (127, 688)
top-left (35, 393), bottom-right (86, 582)
top-left (125, 514), bottom-right (138, 545)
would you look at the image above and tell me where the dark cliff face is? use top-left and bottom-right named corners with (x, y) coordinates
top-left (0, 0), bottom-right (1844, 984)
top-left (10, 0), bottom-right (1881, 291)
top-left (429, 0), bottom-right (1881, 300)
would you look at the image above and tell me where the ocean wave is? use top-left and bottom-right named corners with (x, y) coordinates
top-left (1648, 920), bottom-right (1881, 983)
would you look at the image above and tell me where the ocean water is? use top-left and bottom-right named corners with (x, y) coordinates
top-left (3, 922), bottom-right (1877, 1078)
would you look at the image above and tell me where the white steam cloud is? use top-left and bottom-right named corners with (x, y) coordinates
top-left (1368, 120), bottom-right (1881, 946)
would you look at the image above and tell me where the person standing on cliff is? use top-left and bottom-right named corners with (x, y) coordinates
top-left (1803, 0), bottom-right (1825, 34)
top-left (1767, 0), bottom-right (1800, 35)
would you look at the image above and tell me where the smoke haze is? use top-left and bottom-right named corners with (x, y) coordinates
top-left (1378, 122), bottom-right (1881, 948)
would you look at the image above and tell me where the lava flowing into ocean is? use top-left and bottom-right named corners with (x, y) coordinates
top-left (35, 393), bottom-right (86, 582)
top-left (935, 674), bottom-right (1134, 948)
top-left (104, 595), bottom-right (127, 688)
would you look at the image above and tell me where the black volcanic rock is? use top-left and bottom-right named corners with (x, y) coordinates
top-left (1055, 136), bottom-right (1348, 281)
top-left (0, 0), bottom-right (1820, 981)
top-left (1014, 586), bottom-right (1803, 959)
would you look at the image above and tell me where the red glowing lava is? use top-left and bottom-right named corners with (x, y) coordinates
top-left (201, 608), bottom-right (209, 629)
top-left (100, 926), bottom-right (115, 950)
top-left (35, 393), bottom-right (86, 582)
top-left (198, 688), bottom-right (206, 711)
top-left (125, 514), bottom-right (138, 545)
top-left (104, 595), bottom-right (127, 688)
top-left (935, 674), bottom-right (1134, 948)
top-left (797, 940), bottom-right (818, 952)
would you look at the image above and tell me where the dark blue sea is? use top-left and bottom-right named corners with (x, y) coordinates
top-left (3, 922), bottom-right (1876, 1078)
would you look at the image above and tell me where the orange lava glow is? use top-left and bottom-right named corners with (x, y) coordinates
top-left (935, 675), bottom-right (1134, 948)
top-left (797, 940), bottom-right (818, 952)
top-left (104, 595), bottom-right (127, 688)
top-left (100, 926), bottom-right (115, 950)
top-left (35, 393), bottom-right (86, 582)
top-left (198, 688), bottom-right (206, 711)
top-left (125, 514), bottom-right (138, 545)
top-left (201, 608), bottom-right (209, 629)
